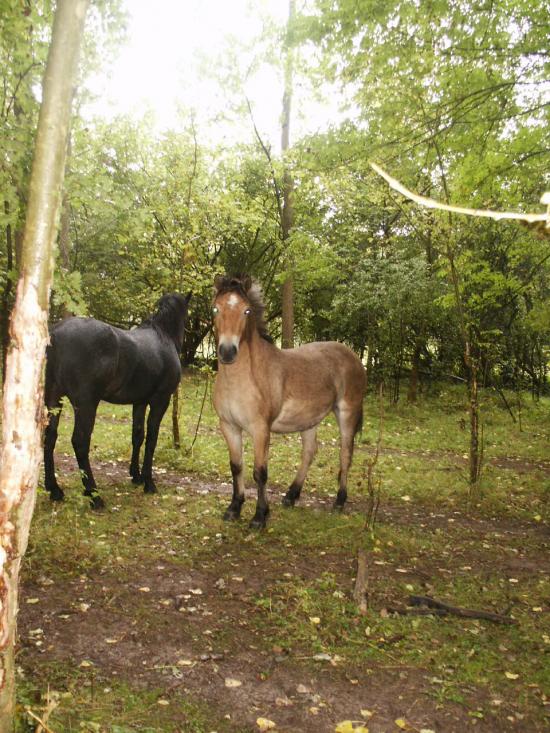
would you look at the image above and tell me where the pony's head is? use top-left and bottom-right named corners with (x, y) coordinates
top-left (212, 274), bottom-right (271, 365)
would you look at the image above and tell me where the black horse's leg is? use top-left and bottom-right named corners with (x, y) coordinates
top-left (44, 397), bottom-right (64, 502)
top-left (250, 425), bottom-right (270, 529)
top-left (283, 427), bottom-right (318, 507)
top-left (220, 420), bottom-right (245, 521)
top-left (72, 401), bottom-right (104, 509)
top-left (140, 396), bottom-right (170, 494)
top-left (130, 403), bottom-right (146, 484)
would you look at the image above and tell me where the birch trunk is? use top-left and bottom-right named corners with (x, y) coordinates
top-left (0, 2), bottom-right (89, 728)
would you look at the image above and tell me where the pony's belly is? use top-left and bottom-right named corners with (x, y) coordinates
top-left (271, 399), bottom-right (330, 434)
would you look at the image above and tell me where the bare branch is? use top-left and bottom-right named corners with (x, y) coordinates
top-left (370, 162), bottom-right (548, 227)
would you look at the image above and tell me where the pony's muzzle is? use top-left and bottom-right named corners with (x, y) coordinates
top-left (218, 342), bottom-right (238, 364)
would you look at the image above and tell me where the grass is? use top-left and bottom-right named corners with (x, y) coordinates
top-left (16, 374), bottom-right (550, 731)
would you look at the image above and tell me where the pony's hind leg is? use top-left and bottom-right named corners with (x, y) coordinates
top-left (44, 396), bottom-right (64, 501)
top-left (130, 403), bottom-right (146, 484)
top-left (334, 401), bottom-right (363, 510)
top-left (220, 420), bottom-right (245, 520)
top-left (72, 401), bottom-right (104, 509)
top-left (282, 427), bottom-right (318, 507)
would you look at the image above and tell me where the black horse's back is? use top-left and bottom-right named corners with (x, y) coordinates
top-left (43, 293), bottom-right (189, 507)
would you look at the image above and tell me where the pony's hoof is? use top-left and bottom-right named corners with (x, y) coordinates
top-left (332, 502), bottom-right (345, 513)
top-left (49, 487), bottom-right (65, 502)
top-left (90, 494), bottom-right (105, 510)
top-left (143, 484), bottom-right (157, 495)
top-left (282, 495), bottom-right (295, 507)
top-left (131, 474), bottom-right (143, 485)
top-left (249, 517), bottom-right (267, 529)
top-left (223, 508), bottom-right (241, 521)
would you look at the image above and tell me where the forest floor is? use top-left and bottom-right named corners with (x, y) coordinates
top-left (16, 376), bottom-right (550, 733)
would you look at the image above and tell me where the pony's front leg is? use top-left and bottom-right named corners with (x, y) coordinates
top-left (250, 425), bottom-right (270, 529)
top-left (220, 421), bottom-right (245, 521)
top-left (140, 396), bottom-right (170, 494)
top-left (130, 403), bottom-right (146, 484)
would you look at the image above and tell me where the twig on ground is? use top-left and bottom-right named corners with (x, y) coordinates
top-left (387, 594), bottom-right (517, 625)
top-left (28, 708), bottom-right (56, 733)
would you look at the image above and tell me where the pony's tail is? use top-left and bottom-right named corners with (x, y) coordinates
top-left (354, 404), bottom-right (363, 441)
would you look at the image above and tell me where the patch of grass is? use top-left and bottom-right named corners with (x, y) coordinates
top-left (16, 662), bottom-right (234, 733)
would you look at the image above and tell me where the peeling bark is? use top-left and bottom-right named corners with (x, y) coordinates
top-left (0, 2), bottom-right (89, 728)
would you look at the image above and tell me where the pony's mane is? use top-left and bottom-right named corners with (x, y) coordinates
top-left (141, 293), bottom-right (189, 348)
top-left (214, 275), bottom-right (273, 343)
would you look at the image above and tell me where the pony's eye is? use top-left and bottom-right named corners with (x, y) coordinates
top-left (244, 308), bottom-right (251, 316)
top-left (212, 306), bottom-right (219, 315)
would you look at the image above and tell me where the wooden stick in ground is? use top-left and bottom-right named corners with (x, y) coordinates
top-left (353, 548), bottom-right (369, 615)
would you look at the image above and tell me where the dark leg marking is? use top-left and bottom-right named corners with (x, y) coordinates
top-left (282, 481), bottom-right (302, 507)
top-left (250, 465), bottom-right (270, 529)
top-left (224, 461), bottom-right (245, 520)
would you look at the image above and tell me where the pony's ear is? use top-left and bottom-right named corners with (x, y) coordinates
top-left (213, 274), bottom-right (225, 291)
top-left (184, 291), bottom-right (192, 304)
top-left (241, 275), bottom-right (252, 292)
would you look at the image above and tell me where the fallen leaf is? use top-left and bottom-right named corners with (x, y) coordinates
top-left (395, 719), bottom-right (408, 729)
top-left (505, 671), bottom-right (519, 680)
top-left (309, 616), bottom-right (321, 625)
top-left (361, 709), bottom-right (373, 718)
top-left (224, 678), bottom-right (242, 688)
top-left (26, 598), bottom-right (39, 605)
top-left (335, 722), bottom-right (354, 733)
top-left (256, 717), bottom-right (276, 731)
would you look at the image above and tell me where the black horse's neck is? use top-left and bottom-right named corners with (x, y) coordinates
top-left (148, 293), bottom-right (189, 353)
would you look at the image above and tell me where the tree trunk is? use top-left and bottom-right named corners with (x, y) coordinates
top-left (407, 340), bottom-right (421, 402)
top-left (0, 2), bottom-right (88, 729)
top-left (1, 204), bottom-right (15, 385)
top-left (280, 0), bottom-right (295, 349)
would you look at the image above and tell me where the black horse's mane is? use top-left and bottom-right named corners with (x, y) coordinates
top-left (141, 293), bottom-right (189, 347)
top-left (214, 275), bottom-right (273, 343)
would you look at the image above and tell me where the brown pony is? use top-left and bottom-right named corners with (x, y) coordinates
top-left (212, 275), bottom-right (366, 528)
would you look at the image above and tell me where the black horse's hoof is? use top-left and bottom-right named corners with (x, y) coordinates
top-left (143, 484), bottom-right (157, 495)
top-left (49, 487), bottom-right (65, 502)
top-left (90, 494), bottom-right (105, 510)
top-left (332, 502), bottom-right (345, 513)
top-left (131, 474), bottom-right (144, 485)
top-left (282, 495), bottom-right (295, 507)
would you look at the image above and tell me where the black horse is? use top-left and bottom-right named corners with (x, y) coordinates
top-left (44, 293), bottom-right (190, 508)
